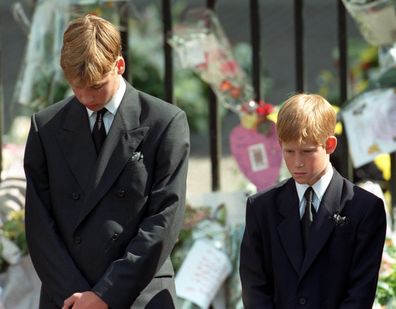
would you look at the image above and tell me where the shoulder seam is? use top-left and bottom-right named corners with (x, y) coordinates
top-left (32, 114), bottom-right (38, 132)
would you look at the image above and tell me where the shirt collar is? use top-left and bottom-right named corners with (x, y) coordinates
top-left (295, 164), bottom-right (334, 204)
top-left (86, 76), bottom-right (126, 117)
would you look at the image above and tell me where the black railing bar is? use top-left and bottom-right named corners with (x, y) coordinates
top-left (207, 0), bottom-right (217, 10)
top-left (294, 0), bottom-right (304, 92)
top-left (391, 153), bottom-right (396, 228)
top-left (337, 0), bottom-right (354, 182)
top-left (250, 0), bottom-right (261, 102)
top-left (162, 0), bottom-right (174, 103)
top-left (207, 0), bottom-right (221, 191)
top-left (119, 2), bottom-right (129, 81)
top-left (337, 0), bottom-right (347, 103)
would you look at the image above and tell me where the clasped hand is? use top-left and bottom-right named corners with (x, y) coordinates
top-left (62, 291), bottom-right (108, 309)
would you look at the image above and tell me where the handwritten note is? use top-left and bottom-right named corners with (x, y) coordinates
top-left (175, 239), bottom-right (232, 309)
top-left (230, 123), bottom-right (282, 190)
top-left (342, 88), bottom-right (396, 167)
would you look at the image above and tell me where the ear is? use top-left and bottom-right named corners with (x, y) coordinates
top-left (278, 138), bottom-right (283, 148)
top-left (325, 136), bottom-right (337, 154)
top-left (116, 56), bottom-right (125, 75)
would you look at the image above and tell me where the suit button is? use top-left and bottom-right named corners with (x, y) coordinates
top-left (74, 236), bottom-right (81, 244)
top-left (112, 233), bottom-right (119, 240)
top-left (72, 193), bottom-right (80, 200)
top-left (298, 297), bottom-right (307, 305)
top-left (118, 190), bottom-right (126, 198)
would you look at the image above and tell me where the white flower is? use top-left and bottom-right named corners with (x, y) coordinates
top-left (330, 213), bottom-right (349, 226)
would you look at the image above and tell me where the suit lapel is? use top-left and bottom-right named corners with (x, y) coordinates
top-left (57, 98), bottom-right (97, 191)
top-left (277, 179), bottom-right (305, 274)
top-left (76, 84), bottom-right (149, 228)
top-left (299, 169), bottom-right (352, 280)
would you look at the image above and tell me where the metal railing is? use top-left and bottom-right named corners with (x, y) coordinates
top-left (22, 0), bottom-right (395, 221)
top-left (154, 0), bottom-right (396, 220)
top-left (160, 0), bottom-right (347, 189)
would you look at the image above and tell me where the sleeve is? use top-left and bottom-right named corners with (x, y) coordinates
top-left (24, 116), bottom-right (92, 307)
top-left (339, 197), bottom-right (387, 309)
top-left (239, 197), bottom-right (274, 309)
top-left (92, 110), bottom-right (190, 308)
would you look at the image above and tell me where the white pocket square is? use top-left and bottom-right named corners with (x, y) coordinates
top-left (130, 152), bottom-right (144, 161)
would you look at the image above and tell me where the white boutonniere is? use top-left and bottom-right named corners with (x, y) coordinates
top-left (330, 212), bottom-right (349, 226)
top-left (130, 152), bottom-right (144, 162)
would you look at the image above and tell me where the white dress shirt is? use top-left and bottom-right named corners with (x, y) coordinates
top-left (295, 165), bottom-right (334, 219)
top-left (86, 77), bottom-right (126, 133)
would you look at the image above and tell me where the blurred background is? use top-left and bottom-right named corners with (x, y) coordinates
top-left (2, 1), bottom-right (395, 308)
top-left (0, 0), bottom-right (367, 195)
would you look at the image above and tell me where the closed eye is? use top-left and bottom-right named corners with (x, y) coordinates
top-left (91, 83), bottom-right (104, 90)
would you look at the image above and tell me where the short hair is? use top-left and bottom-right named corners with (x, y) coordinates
top-left (60, 14), bottom-right (122, 87)
top-left (276, 93), bottom-right (336, 145)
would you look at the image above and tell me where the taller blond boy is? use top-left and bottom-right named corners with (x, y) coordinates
top-left (24, 14), bottom-right (189, 308)
top-left (240, 93), bottom-right (386, 308)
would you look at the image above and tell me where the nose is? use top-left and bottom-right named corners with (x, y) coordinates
top-left (295, 155), bottom-right (304, 168)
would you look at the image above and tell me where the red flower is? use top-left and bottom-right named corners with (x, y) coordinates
top-left (256, 100), bottom-right (273, 116)
top-left (219, 80), bottom-right (242, 99)
top-left (219, 80), bottom-right (233, 91)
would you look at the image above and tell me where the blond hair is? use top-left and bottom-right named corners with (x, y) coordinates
top-left (276, 93), bottom-right (336, 145)
top-left (60, 14), bottom-right (122, 87)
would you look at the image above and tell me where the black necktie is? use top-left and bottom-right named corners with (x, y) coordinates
top-left (92, 108), bottom-right (107, 155)
top-left (302, 187), bottom-right (315, 250)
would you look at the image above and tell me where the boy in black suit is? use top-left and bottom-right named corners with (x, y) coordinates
top-left (24, 14), bottom-right (189, 308)
top-left (239, 93), bottom-right (386, 308)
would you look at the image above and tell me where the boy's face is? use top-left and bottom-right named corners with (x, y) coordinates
top-left (280, 137), bottom-right (337, 185)
top-left (70, 57), bottom-right (125, 112)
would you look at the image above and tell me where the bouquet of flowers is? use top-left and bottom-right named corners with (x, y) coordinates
top-left (169, 8), bottom-right (254, 112)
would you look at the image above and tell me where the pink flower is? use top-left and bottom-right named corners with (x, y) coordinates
top-left (220, 60), bottom-right (239, 76)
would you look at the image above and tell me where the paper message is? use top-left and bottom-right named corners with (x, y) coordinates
top-left (230, 123), bottom-right (282, 190)
top-left (342, 88), bottom-right (396, 167)
top-left (175, 239), bottom-right (232, 309)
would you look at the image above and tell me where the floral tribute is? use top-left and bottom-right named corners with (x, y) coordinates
top-left (169, 8), bottom-right (254, 112)
top-left (171, 203), bottom-right (244, 308)
top-left (170, 8), bottom-right (281, 191)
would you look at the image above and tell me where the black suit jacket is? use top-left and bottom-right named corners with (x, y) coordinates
top-left (239, 169), bottom-right (386, 309)
top-left (24, 82), bottom-right (190, 308)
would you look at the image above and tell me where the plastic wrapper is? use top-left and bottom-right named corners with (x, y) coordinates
top-left (169, 8), bottom-right (254, 112)
top-left (378, 43), bottom-right (396, 71)
top-left (13, 0), bottom-right (70, 110)
top-left (13, 0), bottom-right (127, 112)
top-left (342, 0), bottom-right (396, 46)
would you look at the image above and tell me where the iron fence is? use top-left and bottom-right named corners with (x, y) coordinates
top-left (25, 0), bottom-right (396, 222)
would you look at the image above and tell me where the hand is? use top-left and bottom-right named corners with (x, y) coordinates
top-left (62, 291), bottom-right (108, 309)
